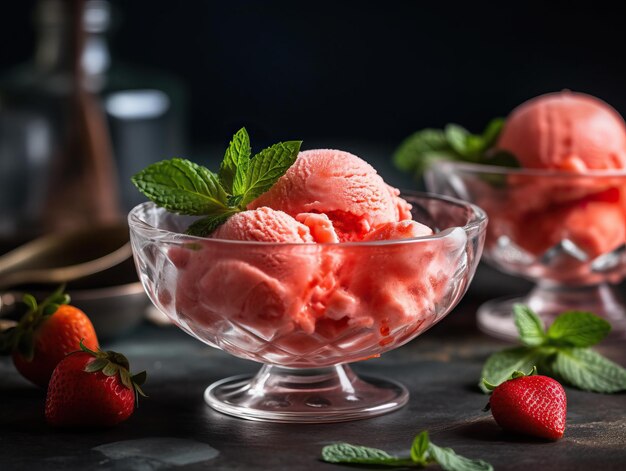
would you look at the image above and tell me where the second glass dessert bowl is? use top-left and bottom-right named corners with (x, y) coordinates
top-left (129, 193), bottom-right (487, 423)
top-left (426, 161), bottom-right (626, 340)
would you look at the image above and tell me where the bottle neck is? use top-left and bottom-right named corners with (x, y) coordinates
top-left (34, 0), bottom-right (111, 92)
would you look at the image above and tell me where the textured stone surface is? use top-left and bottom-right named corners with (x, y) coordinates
top-left (1, 265), bottom-right (625, 470)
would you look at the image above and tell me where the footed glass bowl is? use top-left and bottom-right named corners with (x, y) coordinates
top-left (426, 161), bottom-right (626, 340)
top-left (128, 193), bottom-right (487, 423)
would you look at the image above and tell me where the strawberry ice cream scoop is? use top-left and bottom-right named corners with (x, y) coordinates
top-left (171, 208), bottom-right (322, 340)
top-left (497, 91), bottom-right (626, 170)
top-left (248, 149), bottom-right (412, 241)
top-left (212, 207), bottom-right (313, 243)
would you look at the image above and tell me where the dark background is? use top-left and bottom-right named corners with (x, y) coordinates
top-left (2, 0), bottom-right (626, 162)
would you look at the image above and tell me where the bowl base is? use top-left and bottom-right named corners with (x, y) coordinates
top-left (204, 364), bottom-right (408, 423)
top-left (478, 282), bottom-right (626, 341)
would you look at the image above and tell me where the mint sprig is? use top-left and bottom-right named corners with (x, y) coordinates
top-left (480, 304), bottom-right (626, 393)
top-left (132, 128), bottom-right (302, 236)
top-left (321, 431), bottom-right (493, 471)
top-left (393, 118), bottom-right (519, 177)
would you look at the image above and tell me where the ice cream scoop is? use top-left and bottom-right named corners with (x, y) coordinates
top-left (212, 207), bottom-right (313, 243)
top-left (249, 149), bottom-right (412, 241)
top-left (497, 91), bottom-right (626, 170)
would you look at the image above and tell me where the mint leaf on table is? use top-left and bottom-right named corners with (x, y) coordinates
top-left (240, 140), bottom-right (302, 206)
top-left (546, 311), bottom-right (611, 347)
top-left (410, 431), bottom-right (430, 465)
top-left (219, 127), bottom-right (251, 195)
top-left (427, 443), bottom-right (493, 471)
top-left (321, 443), bottom-right (412, 467)
top-left (513, 304), bottom-right (546, 347)
top-left (132, 158), bottom-right (229, 215)
top-left (480, 304), bottom-right (626, 393)
top-left (132, 128), bottom-right (301, 236)
top-left (480, 346), bottom-right (547, 394)
top-left (321, 431), bottom-right (493, 470)
top-left (393, 117), bottom-right (518, 177)
top-left (551, 348), bottom-right (626, 393)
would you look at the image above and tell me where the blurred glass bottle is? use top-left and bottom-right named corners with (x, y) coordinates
top-left (0, 0), bottom-right (186, 241)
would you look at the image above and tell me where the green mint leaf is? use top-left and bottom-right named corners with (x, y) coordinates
top-left (481, 118), bottom-right (505, 149)
top-left (480, 346), bottom-right (547, 393)
top-left (513, 304), bottom-right (546, 347)
top-left (186, 212), bottom-right (234, 237)
top-left (551, 348), bottom-right (626, 393)
top-left (240, 141), bottom-right (301, 207)
top-left (546, 311), bottom-right (611, 347)
top-left (427, 443), bottom-right (493, 471)
top-left (321, 443), bottom-right (412, 467)
top-left (393, 128), bottom-right (455, 175)
top-left (445, 124), bottom-right (471, 158)
top-left (219, 127), bottom-right (251, 195)
top-left (132, 158), bottom-right (229, 215)
top-left (410, 431), bottom-right (430, 464)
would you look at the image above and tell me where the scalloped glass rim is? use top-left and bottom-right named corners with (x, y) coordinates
top-left (127, 191), bottom-right (487, 248)
top-left (431, 159), bottom-right (626, 177)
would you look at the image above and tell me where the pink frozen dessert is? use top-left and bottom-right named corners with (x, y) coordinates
top-left (249, 149), bottom-right (413, 241)
top-left (167, 150), bottom-right (461, 366)
top-left (498, 91), bottom-right (626, 170)
top-left (486, 91), bottom-right (626, 259)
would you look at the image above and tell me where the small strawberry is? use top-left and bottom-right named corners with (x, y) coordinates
top-left (0, 286), bottom-right (99, 387)
top-left (45, 341), bottom-right (147, 427)
top-left (483, 367), bottom-right (567, 440)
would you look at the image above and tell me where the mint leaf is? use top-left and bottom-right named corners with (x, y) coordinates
top-left (480, 346), bottom-right (547, 393)
top-left (481, 118), bottom-right (505, 148)
top-left (219, 127), bottom-right (251, 195)
top-left (186, 212), bottom-right (234, 237)
top-left (513, 304), bottom-right (545, 347)
top-left (393, 128), bottom-right (455, 175)
top-left (394, 118), bottom-right (510, 176)
top-left (546, 311), bottom-right (611, 347)
top-left (445, 124), bottom-right (471, 158)
top-left (427, 443), bottom-right (493, 471)
top-left (132, 158), bottom-right (229, 215)
top-left (410, 431), bottom-right (429, 464)
top-left (551, 348), bottom-right (626, 393)
top-left (241, 141), bottom-right (301, 206)
top-left (321, 443), bottom-right (412, 467)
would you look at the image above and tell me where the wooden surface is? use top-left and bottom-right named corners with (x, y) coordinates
top-left (1, 265), bottom-right (625, 470)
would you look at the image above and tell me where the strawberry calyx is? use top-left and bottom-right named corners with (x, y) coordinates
top-left (78, 340), bottom-right (148, 405)
top-left (482, 366), bottom-right (538, 411)
top-left (0, 284), bottom-right (70, 360)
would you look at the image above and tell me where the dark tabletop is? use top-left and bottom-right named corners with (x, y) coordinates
top-left (1, 264), bottom-right (625, 471)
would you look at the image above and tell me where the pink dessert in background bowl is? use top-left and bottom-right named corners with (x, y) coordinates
top-left (129, 149), bottom-right (487, 423)
top-left (425, 91), bottom-right (626, 341)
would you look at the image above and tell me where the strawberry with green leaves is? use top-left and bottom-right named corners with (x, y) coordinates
top-left (46, 341), bottom-right (147, 427)
top-left (483, 367), bottom-right (567, 440)
top-left (0, 286), bottom-right (99, 387)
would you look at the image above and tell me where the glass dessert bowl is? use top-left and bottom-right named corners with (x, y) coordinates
top-left (426, 161), bottom-right (626, 340)
top-left (128, 193), bottom-right (487, 423)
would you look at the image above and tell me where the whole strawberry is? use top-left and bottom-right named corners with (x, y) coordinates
top-left (46, 341), bottom-right (147, 427)
top-left (0, 286), bottom-right (99, 387)
top-left (483, 367), bottom-right (567, 440)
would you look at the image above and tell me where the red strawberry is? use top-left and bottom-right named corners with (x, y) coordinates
top-left (0, 286), bottom-right (99, 387)
top-left (45, 341), bottom-right (147, 427)
top-left (483, 367), bottom-right (567, 440)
